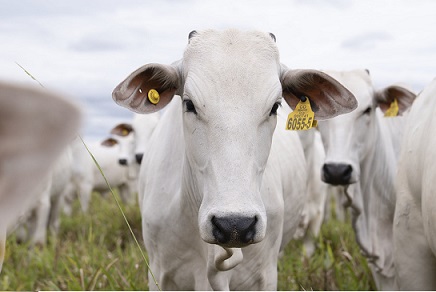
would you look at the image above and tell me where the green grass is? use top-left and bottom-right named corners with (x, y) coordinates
top-left (0, 192), bottom-right (148, 291)
top-left (0, 192), bottom-right (375, 291)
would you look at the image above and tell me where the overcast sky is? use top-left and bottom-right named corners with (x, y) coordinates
top-left (1, 0), bottom-right (435, 141)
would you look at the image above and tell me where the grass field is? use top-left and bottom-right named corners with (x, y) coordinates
top-left (0, 191), bottom-right (376, 290)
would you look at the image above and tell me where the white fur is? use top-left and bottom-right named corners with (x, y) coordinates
top-left (394, 78), bottom-right (436, 290)
top-left (0, 81), bottom-right (81, 272)
top-left (317, 69), bottom-right (415, 290)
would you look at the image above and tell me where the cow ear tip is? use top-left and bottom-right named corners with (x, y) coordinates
top-left (188, 30), bottom-right (198, 42)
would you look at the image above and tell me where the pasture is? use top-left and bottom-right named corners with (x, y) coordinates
top-left (0, 191), bottom-right (375, 290)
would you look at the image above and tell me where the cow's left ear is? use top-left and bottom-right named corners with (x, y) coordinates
top-left (374, 85), bottom-right (416, 115)
top-left (110, 123), bottom-right (134, 137)
top-left (281, 69), bottom-right (358, 120)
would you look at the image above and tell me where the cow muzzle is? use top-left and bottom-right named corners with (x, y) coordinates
top-left (322, 163), bottom-right (354, 185)
top-left (135, 153), bottom-right (143, 164)
top-left (211, 215), bottom-right (258, 247)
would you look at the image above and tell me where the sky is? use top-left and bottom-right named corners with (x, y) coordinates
top-left (1, 0), bottom-right (435, 142)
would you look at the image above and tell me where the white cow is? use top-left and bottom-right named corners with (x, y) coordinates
top-left (65, 137), bottom-right (137, 210)
top-left (109, 123), bottom-right (140, 202)
top-left (113, 29), bottom-right (357, 290)
top-left (317, 69), bottom-right (416, 290)
top-left (0, 81), bottom-right (81, 272)
top-left (15, 145), bottom-right (75, 246)
top-left (132, 113), bottom-right (160, 164)
top-left (293, 129), bottom-right (328, 257)
top-left (394, 78), bottom-right (436, 290)
top-left (110, 123), bottom-right (136, 166)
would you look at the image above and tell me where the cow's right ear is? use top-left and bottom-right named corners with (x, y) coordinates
top-left (112, 62), bottom-right (182, 114)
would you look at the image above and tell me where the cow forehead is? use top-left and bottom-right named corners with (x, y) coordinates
top-left (184, 30), bottom-right (279, 74)
top-left (182, 30), bottom-right (282, 104)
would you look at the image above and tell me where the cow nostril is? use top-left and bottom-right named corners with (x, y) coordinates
top-left (118, 159), bottom-right (128, 166)
top-left (211, 216), bottom-right (257, 246)
top-left (322, 163), bottom-right (353, 185)
top-left (135, 153), bottom-right (143, 164)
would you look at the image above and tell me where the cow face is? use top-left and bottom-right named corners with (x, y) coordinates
top-left (112, 29), bottom-right (357, 248)
top-left (110, 123), bottom-right (135, 166)
top-left (318, 69), bottom-right (416, 186)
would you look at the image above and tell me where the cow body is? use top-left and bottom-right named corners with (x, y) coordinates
top-left (15, 146), bottom-right (75, 245)
top-left (294, 129), bottom-right (328, 257)
top-left (0, 81), bottom-right (81, 272)
top-left (394, 78), bottom-right (436, 290)
top-left (317, 69), bottom-right (415, 290)
top-left (113, 29), bottom-right (357, 290)
top-left (65, 137), bottom-right (136, 213)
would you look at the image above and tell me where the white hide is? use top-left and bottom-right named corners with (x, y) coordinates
top-left (113, 29), bottom-right (357, 290)
top-left (0, 81), bottom-right (81, 272)
top-left (394, 78), bottom-right (436, 290)
top-left (65, 138), bottom-right (137, 211)
top-left (294, 129), bottom-right (328, 257)
top-left (132, 113), bottom-right (160, 164)
top-left (109, 123), bottom-right (141, 201)
top-left (317, 69), bottom-right (416, 290)
top-left (16, 146), bottom-right (75, 245)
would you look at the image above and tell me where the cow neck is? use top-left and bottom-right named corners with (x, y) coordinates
top-left (354, 110), bottom-right (397, 277)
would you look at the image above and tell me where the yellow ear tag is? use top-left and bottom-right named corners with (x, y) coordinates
top-left (148, 89), bottom-right (160, 105)
top-left (384, 98), bottom-right (399, 117)
top-left (121, 129), bottom-right (129, 136)
top-left (285, 97), bottom-right (317, 131)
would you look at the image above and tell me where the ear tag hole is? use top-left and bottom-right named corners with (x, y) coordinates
top-left (285, 96), bottom-right (317, 131)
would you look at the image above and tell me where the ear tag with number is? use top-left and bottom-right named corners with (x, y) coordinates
top-left (384, 98), bottom-right (399, 117)
top-left (285, 97), bottom-right (317, 131)
top-left (148, 89), bottom-right (160, 105)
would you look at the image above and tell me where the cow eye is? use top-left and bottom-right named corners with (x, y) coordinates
top-left (184, 99), bottom-right (197, 114)
top-left (363, 106), bottom-right (372, 115)
top-left (270, 102), bottom-right (281, 116)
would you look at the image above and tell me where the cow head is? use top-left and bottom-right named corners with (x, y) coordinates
top-left (113, 29), bottom-right (357, 248)
top-left (110, 123), bottom-right (135, 166)
top-left (318, 69), bottom-right (416, 186)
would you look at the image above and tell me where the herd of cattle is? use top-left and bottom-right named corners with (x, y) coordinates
top-left (0, 29), bottom-right (436, 290)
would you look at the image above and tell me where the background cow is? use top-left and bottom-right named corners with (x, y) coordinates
top-left (317, 69), bottom-right (416, 290)
top-left (0, 81), bottom-right (81, 272)
top-left (131, 113), bottom-right (160, 164)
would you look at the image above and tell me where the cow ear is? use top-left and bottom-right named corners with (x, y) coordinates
top-left (374, 85), bottom-right (416, 115)
top-left (110, 123), bottom-right (134, 137)
top-left (281, 69), bottom-right (358, 120)
top-left (112, 62), bottom-right (182, 114)
top-left (101, 137), bottom-right (119, 147)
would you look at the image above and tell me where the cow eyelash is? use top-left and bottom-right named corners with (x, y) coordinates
top-left (363, 106), bottom-right (372, 115)
top-left (270, 101), bottom-right (282, 116)
top-left (183, 99), bottom-right (197, 114)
